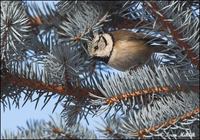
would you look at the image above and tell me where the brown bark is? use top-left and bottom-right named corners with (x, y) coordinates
top-left (106, 85), bottom-right (198, 105)
top-left (145, 2), bottom-right (199, 69)
top-left (2, 72), bottom-right (104, 100)
top-left (136, 107), bottom-right (199, 138)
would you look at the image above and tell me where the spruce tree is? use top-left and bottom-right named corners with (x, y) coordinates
top-left (1, 1), bottom-right (199, 139)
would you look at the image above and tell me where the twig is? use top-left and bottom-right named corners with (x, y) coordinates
top-left (110, 16), bottom-right (167, 31)
top-left (136, 107), bottom-right (199, 138)
top-left (105, 86), bottom-right (199, 105)
top-left (145, 2), bottom-right (199, 69)
top-left (2, 72), bottom-right (104, 100)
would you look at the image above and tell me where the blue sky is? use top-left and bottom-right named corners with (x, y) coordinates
top-left (1, 1), bottom-right (58, 133)
top-left (1, 1), bottom-right (101, 136)
top-left (1, 95), bottom-right (63, 133)
top-left (1, 93), bottom-right (101, 134)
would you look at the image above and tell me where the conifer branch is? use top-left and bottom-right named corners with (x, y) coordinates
top-left (136, 107), bottom-right (199, 139)
top-left (1, 1), bottom-right (199, 138)
top-left (110, 16), bottom-right (166, 31)
top-left (1, 115), bottom-right (97, 139)
top-left (2, 72), bottom-right (103, 99)
top-left (91, 65), bottom-right (198, 106)
top-left (115, 91), bottom-right (199, 139)
top-left (105, 85), bottom-right (198, 105)
top-left (145, 2), bottom-right (199, 68)
top-left (29, 15), bottom-right (152, 31)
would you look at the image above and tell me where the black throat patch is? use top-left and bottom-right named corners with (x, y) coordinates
top-left (93, 56), bottom-right (110, 63)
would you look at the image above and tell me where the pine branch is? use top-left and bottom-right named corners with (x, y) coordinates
top-left (1, 1), bottom-right (199, 139)
top-left (109, 16), bottom-right (167, 32)
top-left (98, 91), bottom-right (199, 139)
top-left (105, 85), bottom-right (198, 105)
top-left (1, 1), bottom-right (31, 62)
top-left (91, 65), bottom-right (198, 105)
top-left (96, 117), bottom-right (126, 139)
top-left (30, 15), bottom-right (149, 33)
top-left (90, 64), bottom-right (199, 128)
top-left (1, 115), bottom-right (97, 139)
top-left (135, 107), bottom-right (199, 139)
top-left (2, 72), bottom-right (103, 99)
top-left (145, 2), bottom-right (199, 69)
top-left (118, 91), bottom-right (199, 139)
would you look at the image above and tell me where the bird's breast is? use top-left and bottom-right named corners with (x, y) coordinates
top-left (108, 40), bottom-right (153, 71)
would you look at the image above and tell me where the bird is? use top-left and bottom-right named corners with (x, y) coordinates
top-left (88, 30), bottom-right (167, 71)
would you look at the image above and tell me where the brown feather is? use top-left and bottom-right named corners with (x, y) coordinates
top-left (108, 30), bottom-right (164, 71)
top-left (110, 30), bottom-right (153, 43)
top-left (89, 30), bottom-right (166, 71)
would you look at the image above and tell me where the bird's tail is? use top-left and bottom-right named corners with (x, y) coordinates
top-left (146, 37), bottom-right (169, 52)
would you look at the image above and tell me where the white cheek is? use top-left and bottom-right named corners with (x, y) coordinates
top-left (96, 48), bottom-right (109, 57)
top-left (95, 51), bottom-right (102, 57)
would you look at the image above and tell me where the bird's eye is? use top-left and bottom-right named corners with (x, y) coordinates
top-left (94, 45), bottom-right (98, 51)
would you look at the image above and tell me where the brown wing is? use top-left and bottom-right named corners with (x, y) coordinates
top-left (110, 30), bottom-right (151, 42)
top-left (111, 30), bottom-right (167, 51)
